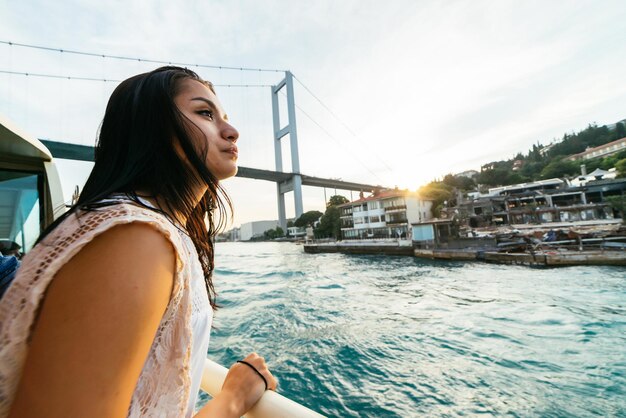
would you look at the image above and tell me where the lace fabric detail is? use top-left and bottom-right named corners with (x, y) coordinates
top-left (0, 201), bottom-right (199, 418)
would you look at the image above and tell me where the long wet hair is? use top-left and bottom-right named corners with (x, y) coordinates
top-left (38, 66), bottom-right (232, 310)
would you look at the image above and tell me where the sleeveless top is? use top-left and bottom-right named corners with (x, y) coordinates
top-left (0, 198), bottom-right (213, 418)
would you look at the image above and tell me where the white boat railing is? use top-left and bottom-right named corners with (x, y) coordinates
top-left (201, 359), bottom-right (326, 418)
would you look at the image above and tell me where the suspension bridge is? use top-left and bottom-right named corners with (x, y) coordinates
top-left (0, 41), bottom-right (392, 229)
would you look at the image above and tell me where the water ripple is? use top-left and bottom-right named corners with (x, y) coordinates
top-left (200, 242), bottom-right (626, 417)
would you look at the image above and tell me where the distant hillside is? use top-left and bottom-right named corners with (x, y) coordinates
top-left (546, 120), bottom-right (626, 159)
top-left (419, 118), bottom-right (626, 216)
top-left (474, 119), bottom-right (626, 187)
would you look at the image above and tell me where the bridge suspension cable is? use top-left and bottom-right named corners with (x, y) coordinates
top-left (2, 39), bottom-right (394, 187)
top-left (290, 94), bottom-right (386, 184)
top-left (0, 40), bottom-right (286, 73)
top-left (0, 70), bottom-right (272, 88)
top-left (293, 74), bottom-right (395, 173)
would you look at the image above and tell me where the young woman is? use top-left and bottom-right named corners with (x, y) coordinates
top-left (0, 66), bottom-right (277, 418)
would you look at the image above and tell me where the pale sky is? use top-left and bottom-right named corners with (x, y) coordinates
top-left (1, 1), bottom-right (625, 227)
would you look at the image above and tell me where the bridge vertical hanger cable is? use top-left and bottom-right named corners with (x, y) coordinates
top-left (7, 42), bottom-right (13, 119)
top-left (240, 67), bottom-right (253, 169)
top-left (101, 54), bottom-right (107, 114)
top-left (292, 75), bottom-right (395, 174)
top-left (280, 89), bottom-right (384, 184)
top-left (59, 49), bottom-right (65, 143)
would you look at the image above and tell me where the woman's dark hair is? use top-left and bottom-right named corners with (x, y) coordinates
top-left (39, 66), bottom-right (232, 310)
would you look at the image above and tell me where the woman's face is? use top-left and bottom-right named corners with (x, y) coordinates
top-left (174, 79), bottom-right (239, 181)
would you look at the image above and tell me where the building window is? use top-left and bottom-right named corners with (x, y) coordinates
top-left (0, 170), bottom-right (42, 253)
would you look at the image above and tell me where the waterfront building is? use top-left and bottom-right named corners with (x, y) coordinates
top-left (565, 137), bottom-right (626, 161)
top-left (458, 177), bottom-right (625, 227)
top-left (216, 227), bottom-right (240, 242)
top-left (487, 178), bottom-right (566, 197)
top-left (411, 219), bottom-right (455, 248)
top-left (456, 169), bottom-right (479, 179)
top-left (228, 227), bottom-right (240, 241)
top-left (239, 220), bottom-right (279, 241)
top-left (569, 168), bottom-right (617, 187)
top-left (339, 189), bottom-right (433, 240)
top-left (287, 226), bottom-right (306, 238)
top-left (539, 142), bottom-right (556, 157)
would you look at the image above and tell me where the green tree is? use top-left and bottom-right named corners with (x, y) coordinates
top-left (547, 123), bottom-right (623, 158)
top-left (441, 174), bottom-right (476, 190)
top-left (475, 167), bottom-right (512, 186)
top-left (519, 161), bottom-right (547, 180)
top-left (616, 122), bottom-right (626, 139)
top-left (327, 195), bottom-right (349, 208)
top-left (316, 206), bottom-right (341, 239)
top-left (605, 195), bottom-right (626, 223)
top-left (294, 210), bottom-right (323, 227)
top-left (316, 195), bottom-right (349, 239)
top-left (504, 173), bottom-right (528, 185)
top-left (616, 158), bottom-right (626, 178)
top-left (540, 159), bottom-right (579, 179)
top-left (419, 182), bottom-right (453, 217)
top-left (263, 226), bottom-right (284, 240)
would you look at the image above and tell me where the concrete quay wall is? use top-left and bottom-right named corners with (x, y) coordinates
top-left (303, 242), bottom-right (414, 256)
top-left (303, 241), bottom-right (626, 266)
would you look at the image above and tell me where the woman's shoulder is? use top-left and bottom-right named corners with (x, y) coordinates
top-left (1, 219), bottom-right (177, 418)
top-left (79, 197), bottom-right (178, 230)
top-left (25, 198), bottom-right (188, 282)
top-left (41, 198), bottom-right (182, 247)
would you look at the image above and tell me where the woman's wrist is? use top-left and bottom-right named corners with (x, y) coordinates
top-left (201, 391), bottom-right (243, 418)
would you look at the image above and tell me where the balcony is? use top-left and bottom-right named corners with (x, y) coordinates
top-left (384, 205), bottom-right (407, 213)
top-left (386, 217), bottom-right (408, 225)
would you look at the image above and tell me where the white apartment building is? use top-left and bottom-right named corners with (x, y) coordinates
top-left (339, 190), bottom-right (433, 240)
top-left (287, 226), bottom-right (306, 238)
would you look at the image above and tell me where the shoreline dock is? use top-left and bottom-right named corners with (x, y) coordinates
top-left (303, 238), bottom-right (626, 266)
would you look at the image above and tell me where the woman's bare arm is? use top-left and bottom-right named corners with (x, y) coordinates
top-left (8, 223), bottom-right (176, 418)
top-left (8, 221), bottom-right (278, 418)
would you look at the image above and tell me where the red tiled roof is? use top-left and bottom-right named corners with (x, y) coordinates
top-left (567, 137), bottom-right (626, 160)
top-left (339, 189), bottom-right (423, 206)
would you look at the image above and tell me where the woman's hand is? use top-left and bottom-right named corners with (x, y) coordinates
top-left (197, 353), bottom-right (278, 417)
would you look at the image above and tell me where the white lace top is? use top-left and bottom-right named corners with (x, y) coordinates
top-left (0, 198), bottom-right (213, 418)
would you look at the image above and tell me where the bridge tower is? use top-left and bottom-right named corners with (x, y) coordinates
top-left (271, 71), bottom-right (303, 231)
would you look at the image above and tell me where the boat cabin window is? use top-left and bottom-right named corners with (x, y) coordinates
top-left (0, 169), bottom-right (42, 255)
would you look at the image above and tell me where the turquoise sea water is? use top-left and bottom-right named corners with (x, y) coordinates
top-left (199, 242), bottom-right (626, 417)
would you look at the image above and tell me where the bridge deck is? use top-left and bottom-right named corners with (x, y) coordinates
top-left (40, 140), bottom-right (383, 193)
